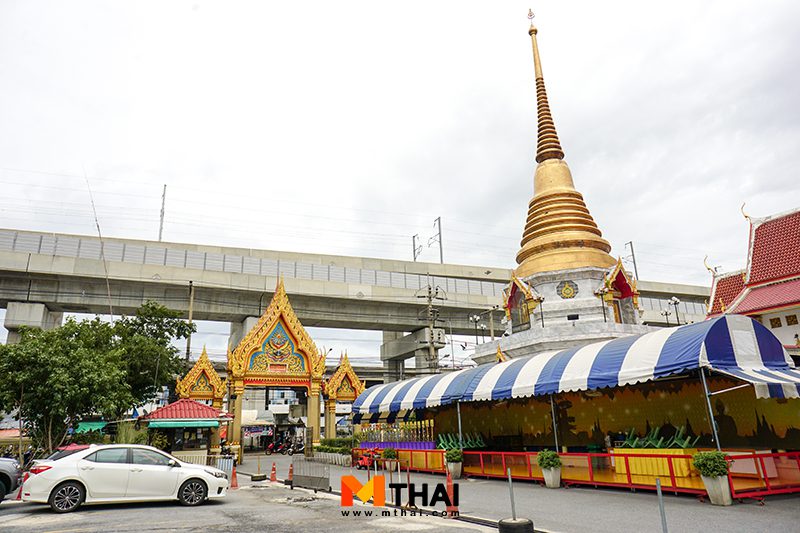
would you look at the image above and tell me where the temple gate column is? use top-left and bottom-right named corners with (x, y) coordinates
top-left (230, 379), bottom-right (245, 461)
top-left (308, 379), bottom-right (322, 445)
top-left (324, 399), bottom-right (336, 439)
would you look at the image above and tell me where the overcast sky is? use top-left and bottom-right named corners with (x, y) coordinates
top-left (1, 1), bottom-right (799, 359)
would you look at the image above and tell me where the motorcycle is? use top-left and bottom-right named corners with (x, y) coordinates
top-left (265, 441), bottom-right (280, 455)
top-left (277, 442), bottom-right (290, 455)
top-left (355, 448), bottom-right (380, 470)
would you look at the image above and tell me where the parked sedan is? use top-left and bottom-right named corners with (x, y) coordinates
top-left (22, 444), bottom-right (228, 512)
top-left (0, 457), bottom-right (22, 502)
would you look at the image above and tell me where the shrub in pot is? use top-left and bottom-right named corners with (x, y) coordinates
top-left (445, 448), bottom-right (463, 479)
top-left (382, 447), bottom-right (398, 471)
top-left (693, 451), bottom-right (732, 506)
top-left (537, 449), bottom-right (562, 488)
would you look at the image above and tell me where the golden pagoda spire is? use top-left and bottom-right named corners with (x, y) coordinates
top-left (515, 11), bottom-right (615, 277)
top-left (528, 10), bottom-right (564, 163)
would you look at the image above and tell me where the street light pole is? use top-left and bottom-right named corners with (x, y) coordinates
top-left (660, 309), bottom-right (671, 327)
top-left (670, 296), bottom-right (681, 326)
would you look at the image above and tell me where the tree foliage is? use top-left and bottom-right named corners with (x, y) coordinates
top-left (0, 318), bottom-right (130, 452)
top-left (0, 301), bottom-right (195, 454)
top-left (112, 301), bottom-right (195, 408)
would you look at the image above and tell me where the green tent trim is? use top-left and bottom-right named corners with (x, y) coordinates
top-left (75, 421), bottom-right (107, 433)
top-left (147, 420), bottom-right (219, 428)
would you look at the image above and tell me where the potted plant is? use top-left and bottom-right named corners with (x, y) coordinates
top-left (693, 451), bottom-right (732, 506)
top-left (445, 448), bottom-right (463, 479)
top-left (382, 447), bottom-right (398, 472)
top-left (537, 449), bottom-right (562, 488)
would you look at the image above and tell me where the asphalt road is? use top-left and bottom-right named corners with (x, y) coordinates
top-left (0, 481), bottom-right (493, 533)
top-left (245, 453), bottom-right (800, 533)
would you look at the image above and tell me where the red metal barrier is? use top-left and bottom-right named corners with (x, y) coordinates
top-left (727, 451), bottom-right (800, 499)
top-left (353, 448), bottom-right (800, 500)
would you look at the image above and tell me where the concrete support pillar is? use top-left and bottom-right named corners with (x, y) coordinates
top-left (308, 380), bottom-right (322, 445)
top-left (4, 302), bottom-right (63, 344)
top-left (324, 398), bottom-right (336, 440)
top-left (228, 316), bottom-right (260, 351)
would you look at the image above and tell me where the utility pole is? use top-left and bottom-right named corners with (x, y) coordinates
top-left (158, 184), bottom-right (167, 242)
top-left (412, 234), bottom-right (422, 261)
top-left (428, 217), bottom-right (443, 264)
top-left (418, 279), bottom-right (445, 373)
top-left (625, 241), bottom-right (639, 280)
top-left (185, 281), bottom-right (195, 361)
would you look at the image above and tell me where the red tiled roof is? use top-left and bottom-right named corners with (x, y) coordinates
top-left (749, 210), bottom-right (800, 285)
top-left (707, 271), bottom-right (745, 316)
top-left (143, 398), bottom-right (221, 420)
top-left (730, 277), bottom-right (800, 314)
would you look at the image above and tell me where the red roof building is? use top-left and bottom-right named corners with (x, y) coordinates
top-left (708, 207), bottom-right (800, 354)
top-left (142, 398), bottom-right (223, 421)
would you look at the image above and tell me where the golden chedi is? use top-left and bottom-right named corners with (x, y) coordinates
top-left (515, 20), bottom-right (615, 279)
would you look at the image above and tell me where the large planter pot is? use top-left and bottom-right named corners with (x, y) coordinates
top-left (447, 461), bottom-right (462, 479)
top-left (701, 475), bottom-right (732, 506)
top-left (542, 467), bottom-right (561, 489)
top-left (385, 459), bottom-right (398, 472)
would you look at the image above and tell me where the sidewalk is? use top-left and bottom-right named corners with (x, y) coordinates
top-left (240, 453), bottom-right (798, 533)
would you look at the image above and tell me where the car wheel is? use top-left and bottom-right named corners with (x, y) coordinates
top-left (178, 479), bottom-right (207, 506)
top-left (0, 478), bottom-right (7, 502)
top-left (49, 481), bottom-right (85, 513)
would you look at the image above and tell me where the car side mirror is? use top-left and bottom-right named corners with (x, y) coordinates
top-left (168, 459), bottom-right (180, 468)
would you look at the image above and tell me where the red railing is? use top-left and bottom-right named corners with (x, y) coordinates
top-left (354, 448), bottom-right (800, 500)
top-left (726, 451), bottom-right (800, 499)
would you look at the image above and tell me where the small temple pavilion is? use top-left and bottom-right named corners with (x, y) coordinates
top-left (140, 398), bottom-right (229, 461)
top-left (474, 13), bottom-right (653, 363)
top-left (708, 207), bottom-right (800, 360)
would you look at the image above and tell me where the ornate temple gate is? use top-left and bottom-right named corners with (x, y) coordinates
top-left (322, 353), bottom-right (365, 439)
top-left (227, 280), bottom-right (327, 450)
top-left (176, 346), bottom-right (227, 409)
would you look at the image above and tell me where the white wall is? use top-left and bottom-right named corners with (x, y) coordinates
top-left (761, 309), bottom-right (800, 347)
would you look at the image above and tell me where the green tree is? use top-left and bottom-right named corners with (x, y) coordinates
top-left (112, 301), bottom-right (195, 409)
top-left (0, 318), bottom-right (131, 453)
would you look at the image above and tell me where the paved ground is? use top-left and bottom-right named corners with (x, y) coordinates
top-left (0, 477), bottom-right (492, 533)
top-left (242, 453), bottom-right (800, 533)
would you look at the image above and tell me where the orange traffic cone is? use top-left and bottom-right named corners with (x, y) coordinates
top-left (230, 466), bottom-right (239, 490)
top-left (287, 463), bottom-right (294, 486)
top-left (270, 462), bottom-right (277, 482)
top-left (445, 471), bottom-right (458, 518)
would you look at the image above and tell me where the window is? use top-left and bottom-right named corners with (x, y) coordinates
top-left (770, 317), bottom-right (782, 329)
top-left (86, 448), bottom-right (129, 464)
top-left (786, 314), bottom-right (798, 326)
top-left (131, 449), bottom-right (172, 466)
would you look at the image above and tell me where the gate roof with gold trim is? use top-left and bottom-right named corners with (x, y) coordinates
top-left (227, 279), bottom-right (326, 388)
top-left (176, 346), bottom-right (226, 404)
top-left (324, 353), bottom-right (365, 402)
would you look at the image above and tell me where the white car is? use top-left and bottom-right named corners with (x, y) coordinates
top-left (22, 444), bottom-right (228, 512)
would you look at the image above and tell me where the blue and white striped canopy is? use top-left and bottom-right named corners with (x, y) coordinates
top-left (353, 315), bottom-right (800, 415)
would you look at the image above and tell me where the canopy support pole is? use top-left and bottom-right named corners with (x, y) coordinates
top-left (549, 395), bottom-right (559, 451)
top-left (708, 383), bottom-right (751, 397)
top-left (699, 368), bottom-right (721, 451)
top-left (456, 401), bottom-right (464, 450)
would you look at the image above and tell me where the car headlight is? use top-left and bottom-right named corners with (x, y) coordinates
top-left (205, 469), bottom-right (227, 479)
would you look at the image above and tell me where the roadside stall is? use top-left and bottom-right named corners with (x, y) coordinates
top-left (140, 398), bottom-right (230, 465)
top-left (353, 315), bottom-right (800, 499)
